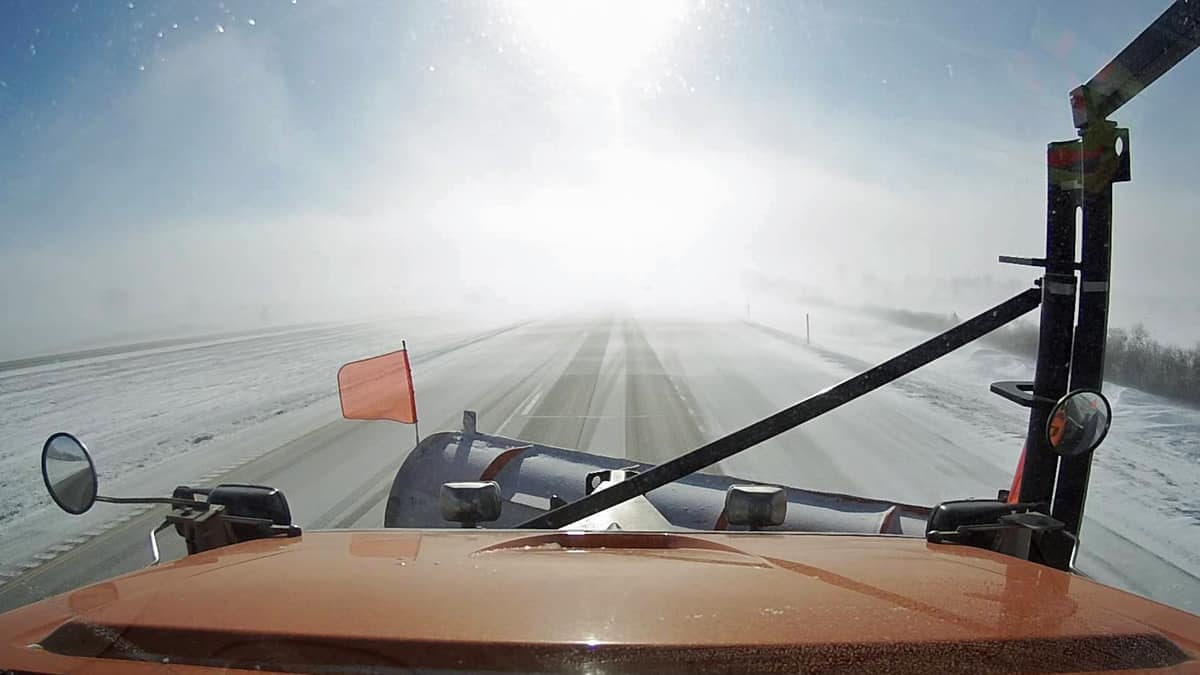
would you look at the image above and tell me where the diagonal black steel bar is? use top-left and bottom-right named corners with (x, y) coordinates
top-left (1071, 0), bottom-right (1200, 128)
top-left (520, 288), bottom-right (1043, 530)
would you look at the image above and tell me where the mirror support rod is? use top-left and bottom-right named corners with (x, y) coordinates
top-left (1048, 127), bottom-right (1120, 542)
top-left (1047, 0), bottom-right (1200, 552)
top-left (1045, 2), bottom-right (1200, 542)
top-left (1015, 142), bottom-right (1081, 508)
top-left (520, 288), bottom-right (1043, 530)
top-left (1050, 133), bottom-right (1129, 539)
top-left (95, 495), bottom-right (200, 508)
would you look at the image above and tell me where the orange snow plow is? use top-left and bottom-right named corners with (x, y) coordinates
top-left (2, 2), bottom-right (1199, 674)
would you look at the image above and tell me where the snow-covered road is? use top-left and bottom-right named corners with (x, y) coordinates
top-left (0, 314), bottom-right (1196, 614)
top-left (744, 306), bottom-right (1200, 610)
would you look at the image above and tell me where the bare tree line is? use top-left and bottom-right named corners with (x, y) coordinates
top-left (872, 308), bottom-right (1199, 406)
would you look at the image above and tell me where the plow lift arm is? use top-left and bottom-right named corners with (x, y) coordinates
top-left (517, 0), bottom-right (1200, 573)
top-left (994, 0), bottom-right (1200, 569)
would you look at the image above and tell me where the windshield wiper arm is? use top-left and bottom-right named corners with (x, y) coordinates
top-left (518, 287), bottom-right (1042, 530)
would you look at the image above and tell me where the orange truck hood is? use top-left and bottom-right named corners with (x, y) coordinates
top-left (0, 530), bottom-right (1197, 674)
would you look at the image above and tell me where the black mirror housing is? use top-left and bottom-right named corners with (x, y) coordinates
top-left (208, 484), bottom-right (293, 526)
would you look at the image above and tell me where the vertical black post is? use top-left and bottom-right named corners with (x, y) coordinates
top-left (1052, 123), bottom-right (1126, 535)
top-left (1017, 141), bottom-right (1080, 510)
top-left (403, 339), bottom-right (421, 446)
top-left (806, 313), bottom-right (811, 345)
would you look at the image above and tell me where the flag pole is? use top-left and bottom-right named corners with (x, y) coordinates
top-left (403, 340), bottom-right (420, 446)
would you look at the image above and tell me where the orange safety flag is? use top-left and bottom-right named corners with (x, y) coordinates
top-left (337, 347), bottom-right (418, 424)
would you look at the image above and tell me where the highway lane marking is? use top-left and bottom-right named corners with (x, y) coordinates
top-left (621, 321), bottom-right (714, 469)
top-left (0, 321), bottom-right (537, 592)
top-left (520, 391), bottom-right (543, 416)
top-left (2, 495), bottom-right (179, 587)
top-left (0, 322), bottom-right (335, 375)
top-left (329, 332), bottom-right (585, 530)
top-left (0, 505), bottom-right (169, 604)
top-left (518, 326), bottom-right (613, 451)
top-left (523, 414), bottom-right (661, 419)
top-left (3, 429), bottom-right (305, 587)
top-left (499, 387), bottom-right (543, 435)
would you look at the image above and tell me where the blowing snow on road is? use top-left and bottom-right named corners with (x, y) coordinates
top-left (0, 312), bottom-right (1197, 615)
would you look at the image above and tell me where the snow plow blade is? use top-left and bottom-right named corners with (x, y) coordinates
top-left (384, 417), bottom-right (931, 535)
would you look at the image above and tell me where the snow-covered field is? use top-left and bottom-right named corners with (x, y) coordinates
top-left (0, 318), bottom-right (517, 578)
top-left (749, 303), bottom-right (1200, 610)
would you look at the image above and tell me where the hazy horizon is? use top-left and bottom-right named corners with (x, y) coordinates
top-left (3, 1), bottom-right (1199, 358)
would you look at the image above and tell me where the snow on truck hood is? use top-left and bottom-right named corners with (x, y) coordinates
top-left (0, 530), bottom-right (1197, 674)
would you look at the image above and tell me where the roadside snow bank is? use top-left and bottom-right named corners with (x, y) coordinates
top-left (0, 318), bottom-right (509, 578)
top-left (750, 303), bottom-right (1200, 613)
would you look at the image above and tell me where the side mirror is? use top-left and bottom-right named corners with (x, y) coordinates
top-left (42, 432), bottom-right (98, 515)
top-left (1047, 389), bottom-right (1112, 458)
top-left (208, 484), bottom-right (293, 526)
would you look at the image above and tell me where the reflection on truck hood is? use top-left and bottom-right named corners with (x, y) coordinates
top-left (1, 530), bottom-right (1197, 674)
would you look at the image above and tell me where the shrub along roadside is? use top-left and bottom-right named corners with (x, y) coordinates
top-left (868, 307), bottom-right (1200, 407)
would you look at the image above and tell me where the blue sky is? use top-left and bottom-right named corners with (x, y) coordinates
top-left (2, 1), bottom-right (1199, 354)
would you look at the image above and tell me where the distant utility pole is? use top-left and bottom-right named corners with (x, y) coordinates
top-left (806, 313), bottom-right (811, 345)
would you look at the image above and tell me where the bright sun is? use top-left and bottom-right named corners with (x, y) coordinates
top-left (506, 0), bottom-right (689, 86)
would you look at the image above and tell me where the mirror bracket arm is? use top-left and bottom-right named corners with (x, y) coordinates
top-left (96, 495), bottom-right (203, 508)
top-left (164, 504), bottom-right (301, 555)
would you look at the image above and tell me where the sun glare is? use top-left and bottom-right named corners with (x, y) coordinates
top-left (465, 145), bottom-right (730, 304)
top-left (507, 0), bottom-right (689, 86)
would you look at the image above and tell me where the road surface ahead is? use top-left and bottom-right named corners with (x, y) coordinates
top-left (0, 317), bottom-right (1196, 614)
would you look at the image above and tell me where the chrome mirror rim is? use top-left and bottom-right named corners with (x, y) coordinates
top-left (1046, 389), bottom-right (1112, 457)
top-left (41, 432), bottom-right (98, 515)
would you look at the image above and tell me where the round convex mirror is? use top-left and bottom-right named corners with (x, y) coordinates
top-left (1046, 390), bottom-right (1112, 458)
top-left (41, 432), bottom-right (98, 515)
